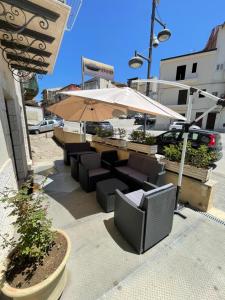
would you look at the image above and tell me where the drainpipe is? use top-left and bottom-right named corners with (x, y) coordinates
top-left (20, 82), bottom-right (32, 160)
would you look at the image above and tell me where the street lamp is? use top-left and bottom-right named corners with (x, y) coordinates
top-left (128, 0), bottom-right (171, 134)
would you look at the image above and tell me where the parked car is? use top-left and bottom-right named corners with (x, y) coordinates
top-left (156, 129), bottom-right (223, 161)
top-left (28, 119), bottom-right (59, 134)
top-left (169, 121), bottom-right (200, 131)
top-left (85, 121), bottom-right (113, 135)
top-left (134, 116), bottom-right (156, 126)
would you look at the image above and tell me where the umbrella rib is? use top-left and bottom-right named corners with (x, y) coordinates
top-left (79, 103), bottom-right (88, 121)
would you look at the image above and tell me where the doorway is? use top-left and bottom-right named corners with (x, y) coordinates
top-left (206, 112), bottom-right (217, 130)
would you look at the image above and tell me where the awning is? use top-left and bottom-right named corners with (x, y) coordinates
top-left (0, 0), bottom-right (70, 77)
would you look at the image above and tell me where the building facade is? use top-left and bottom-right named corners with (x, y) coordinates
top-left (155, 23), bottom-right (225, 131)
top-left (0, 0), bottom-right (71, 261)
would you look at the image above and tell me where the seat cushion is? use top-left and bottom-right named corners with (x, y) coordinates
top-left (125, 189), bottom-right (145, 207)
top-left (128, 169), bottom-right (148, 183)
top-left (97, 178), bottom-right (128, 195)
top-left (80, 153), bottom-right (101, 170)
top-left (89, 168), bottom-right (110, 177)
top-left (140, 183), bottom-right (174, 208)
top-left (115, 166), bottom-right (133, 175)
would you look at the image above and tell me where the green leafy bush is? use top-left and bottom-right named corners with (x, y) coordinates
top-left (0, 178), bottom-right (54, 262)
top-left (130, 130), bottom-right (156, 145)
top-left (163, 142), bottom-right (215, 169)
top-left (96, 127), bottom-right (113, 138)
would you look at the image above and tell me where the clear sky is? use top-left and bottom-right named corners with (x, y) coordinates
top-left (37, 0), bottom-right (225, 100)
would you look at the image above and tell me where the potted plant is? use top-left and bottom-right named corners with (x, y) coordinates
top-left (127, 130), bottom-right (158, 154)
top-left (92, 127), bottom-right (112, 143)
top-left (0, 178), bottom-right (71, 300)
top-left (162, 142), bottom-right (214, 182)
top-left (105, 128), bottom-right (127, 148)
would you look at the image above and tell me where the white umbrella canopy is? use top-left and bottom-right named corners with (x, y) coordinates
top-left (53, 87), bottom-right (186, 121)
top-left (47, 95), bottom-right (127, 122)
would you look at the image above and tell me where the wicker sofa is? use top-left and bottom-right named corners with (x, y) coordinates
top-left (114, 153), bottom-right (165, 189)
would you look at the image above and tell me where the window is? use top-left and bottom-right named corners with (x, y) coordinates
top-left (48, 120), bottom-right (54, 124)
top-left (216, 64), bottom-right (220, 71)
top-left (199, 89), bottom-right (206, 98)
top-left (212, 92), bottom-right (218, 96)
top-left (162, 131), bottom-right (180, 142)
top-left (192, 63), bottom-right (197, 73)
top-left (178, 90), bottom-right (188, 104)
top-left (220, 64), bottom-right (224, 70)
top-left (176, 65), bottom-right (186, 80)
top-left (41, 121), bottom-right (47, 126)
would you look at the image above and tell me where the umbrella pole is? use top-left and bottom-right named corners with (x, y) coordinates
top-left (83, 121), bottom-right (86, 142)
top-left (175, 89), bottom-right (194, 219)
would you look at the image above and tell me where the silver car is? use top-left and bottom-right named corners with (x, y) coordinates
top-left (28, 119), bottom-right (59, 134)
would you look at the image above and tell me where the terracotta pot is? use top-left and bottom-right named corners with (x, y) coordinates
top-left (1, 229), bottom-right (71, 300)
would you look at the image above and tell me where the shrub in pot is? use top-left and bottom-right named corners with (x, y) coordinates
top-left (127, 130), bottom-right (157, 154)
top-left (105, 128), bottom-right (127, 147)
top-left (163, 142), bottom-right (215, 182)
top-left (0, 178), bottom-right (71, 300)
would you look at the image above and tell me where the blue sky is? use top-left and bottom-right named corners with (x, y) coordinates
top-left (37, 0), bottom-right (225, 100)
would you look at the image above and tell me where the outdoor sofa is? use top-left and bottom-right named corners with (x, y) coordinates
top-left (114, 182), bottom-right (176, 254)
top-left (79, 152), bottom-right (112, 192)
top-left (114, 153), bottom-right (165, 190)
top-left (63, 142), bottom-right (95, 165)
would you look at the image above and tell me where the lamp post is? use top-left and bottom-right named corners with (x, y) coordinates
top-left (128, 0), bottom-right (171, 134)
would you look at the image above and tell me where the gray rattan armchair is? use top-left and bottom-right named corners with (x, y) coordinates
top-left (79, 153), bottom-right (112, 192)
top-left (114, 182), bottom-right (176, 254)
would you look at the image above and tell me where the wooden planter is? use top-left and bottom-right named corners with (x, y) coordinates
top-left (105, 138), bottom-right (127, 148)
top-left (92, 136), bottom-right (105, 143)
top-left (162, 159), bottom-right (212, 183)
top-left (127, 142), bottom-right (158, 155)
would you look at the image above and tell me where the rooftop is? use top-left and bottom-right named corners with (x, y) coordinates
top-left (161, 48), bottom-right (217, 62)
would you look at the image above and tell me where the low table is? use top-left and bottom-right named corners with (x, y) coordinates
top-left (96, 178), bottom-right (129, 212)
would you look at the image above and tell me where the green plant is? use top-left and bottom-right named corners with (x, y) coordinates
top-left (144, 134), bottom-right (156, 145)
top-left (130, 130), bottom-right (156, 145)
top-left (0, 178), bottom-right (54, 263)
top-left (163, 142), bottom-right (215, 168)
top-left (130, 130), bottom-right (145, 143)
top-left (96, 127), bottom-right (113, 138)
top-left (117, 128), bottom-right (126, 139)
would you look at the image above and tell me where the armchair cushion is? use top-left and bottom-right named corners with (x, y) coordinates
top-left (80, 153), bottom-right (101, 170)
top-left (125, 189), bottom-right (144, 207)
top-left (89, 168), bottom-right (111, 177)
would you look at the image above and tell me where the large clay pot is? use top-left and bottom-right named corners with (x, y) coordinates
top-left (1, 229), bottom-right (71, 300)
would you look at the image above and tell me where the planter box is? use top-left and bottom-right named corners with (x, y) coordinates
top-left (127, 142), bottom-right (158, 155)
top-left (163, 159), bottom-right (212, 183)
top-left (105, 138), bottom-right (127, 148)
top-left (92, 136), bottom-right (105, 143)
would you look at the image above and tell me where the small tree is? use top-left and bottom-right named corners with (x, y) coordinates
top-left (0, 178), bottom-right (55, 270)
top-left (117, 128), bottom-right (126, 139)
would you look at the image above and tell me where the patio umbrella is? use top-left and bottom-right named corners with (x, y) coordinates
top-left (51, 87), bottom-right (186, 120)
top-left (47, 96), bottom-right (126, 122)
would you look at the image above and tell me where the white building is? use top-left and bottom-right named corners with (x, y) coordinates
top-left (155, 23), bottom-right (225, 131)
